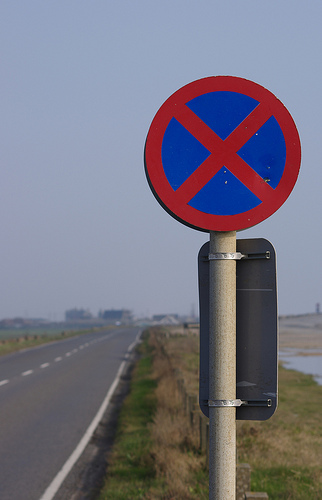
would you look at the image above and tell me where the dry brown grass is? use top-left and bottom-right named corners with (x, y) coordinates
top-left (147, 330), bottom-right (206, 499)
top-left (147, 327), bottom-right (322, 498)
top-left (237, 364), bottom-right (322, 473)
top-left (159, 330), bottom-right (199, 394)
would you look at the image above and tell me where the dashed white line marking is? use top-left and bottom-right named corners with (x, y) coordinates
top-left (38, 330), bottom-right (142, 500)
top-left (1, 333), bottom-right (118, 387)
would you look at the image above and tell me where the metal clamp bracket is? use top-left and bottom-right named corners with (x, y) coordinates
top-left (208, 252), bottom-right (243, 261)
top-left (207, 251), bottom-right (270, 261)
top-left (207, 399), bottom-right (272, 408)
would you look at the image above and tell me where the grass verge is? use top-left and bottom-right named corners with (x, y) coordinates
top-left (98, 334), bottom-right (162, 499)
top-left (98, 329), bottom-right (208, 499)
top-left (237, 364), bottom-right (322, 499)
top-left (0, 327), bottom-right (111, 357)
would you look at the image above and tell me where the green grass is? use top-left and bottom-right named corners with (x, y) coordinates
top-left (98, 337), bottom-right (164, 499)
top-left (251, 466), bottom-right (321, 499)
top-left (237, 365), bottom-right (322, 499)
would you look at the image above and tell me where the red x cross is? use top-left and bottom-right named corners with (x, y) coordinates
top-left (173, 102), bottom-right (275, 205)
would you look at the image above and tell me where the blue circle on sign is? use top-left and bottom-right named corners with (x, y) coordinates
top-left (161, 91), bottom-right (286, 216)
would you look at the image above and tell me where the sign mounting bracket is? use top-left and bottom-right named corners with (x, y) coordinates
top-left (206, 250), bottom-right (270, 261)
top-left (207, 399), bottom-right (272, 408)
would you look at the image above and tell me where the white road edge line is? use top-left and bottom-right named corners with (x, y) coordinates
top-left (38, 330), bottom-right (142, 500)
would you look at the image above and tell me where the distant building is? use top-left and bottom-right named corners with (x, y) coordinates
top-left (65, 308), bottom-right (93, 321)
top-left (152, 314), bottom-right (180, 325)
top-left (99, 309), bottom-right (133, 324)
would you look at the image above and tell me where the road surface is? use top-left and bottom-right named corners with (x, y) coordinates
top-left (0, 326), bottom-right (140, 500)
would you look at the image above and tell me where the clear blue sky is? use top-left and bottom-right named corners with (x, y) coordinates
top-left (0, 1), bottom-right (320, 320)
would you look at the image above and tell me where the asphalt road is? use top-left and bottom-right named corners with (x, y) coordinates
top-left (0, 326), bottom-right (140, 500)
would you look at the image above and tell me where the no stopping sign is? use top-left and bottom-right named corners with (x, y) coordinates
top-left (144, 76), bottom-right (301, 232)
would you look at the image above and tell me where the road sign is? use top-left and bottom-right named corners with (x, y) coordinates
top-left (144, 76), bottom-right (301, 231)
top-left (198, 238), bottom-right (278, 420)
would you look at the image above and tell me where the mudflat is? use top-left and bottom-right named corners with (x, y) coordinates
top-left (279, 313), bottom-right (322, 349)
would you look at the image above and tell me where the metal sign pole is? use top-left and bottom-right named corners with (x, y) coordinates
top-left (145, 76), bottom-right (300, 496)
top-left (209, 230), bottom-right (237, 500)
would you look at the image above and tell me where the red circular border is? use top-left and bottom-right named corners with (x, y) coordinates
top-left (144, 76), bottom-right (301, 232)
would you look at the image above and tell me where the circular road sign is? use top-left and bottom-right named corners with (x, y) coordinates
top-left (144, 76), bottom-right (301, 232)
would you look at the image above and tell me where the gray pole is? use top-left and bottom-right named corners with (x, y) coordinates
top-left (209, 230), bottom-right (237, 500)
